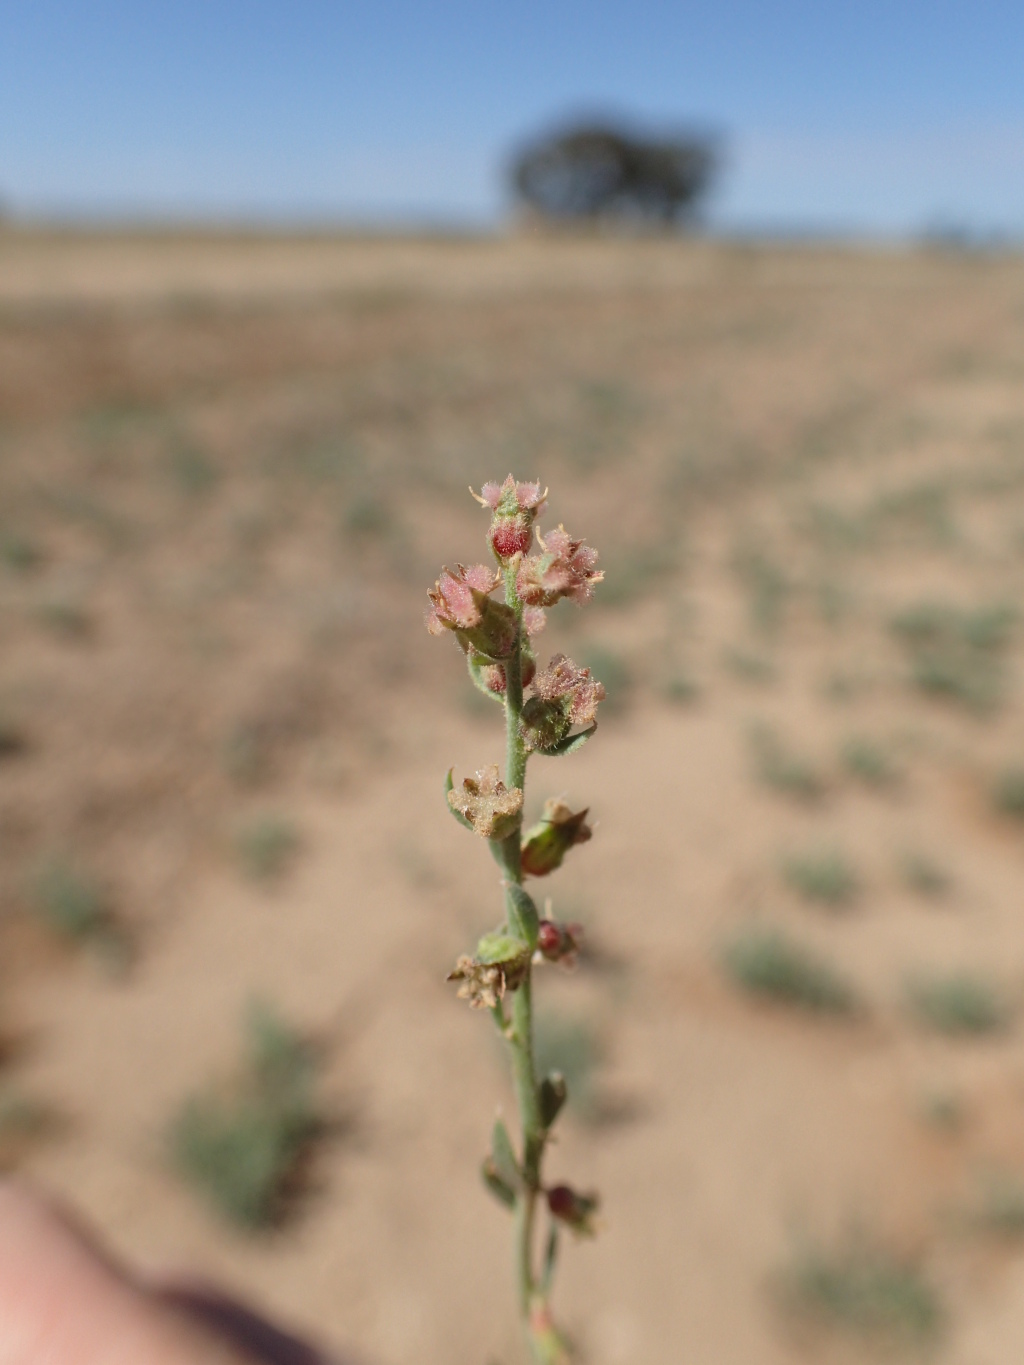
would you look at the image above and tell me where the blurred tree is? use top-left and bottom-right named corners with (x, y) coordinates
top-left (509, 119), bottom-right (719, 227)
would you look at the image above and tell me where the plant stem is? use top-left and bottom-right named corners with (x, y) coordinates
top-left (498, 563), bottom-right (550, 1356)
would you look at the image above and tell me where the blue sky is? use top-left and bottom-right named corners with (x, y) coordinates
top-left (3, 0), bottom-right (1024, 234)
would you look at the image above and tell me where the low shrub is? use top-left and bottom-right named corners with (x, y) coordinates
top-left (170, 1003), bottom-right (325, 1229)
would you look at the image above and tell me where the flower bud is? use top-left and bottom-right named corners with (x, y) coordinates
top-left (537, 920), bottom-right (561, 957)
top-left (521, 799), bottom-right (592, 877)
top-left (472, 475), bottom-right (547, 564)
top-left (520, 697), bottom-right (571, 751)
top-left (426, 564), bottom-right (518, 661)
top-left (447, 765), bottom-right (523, 840)
top-left (472, 651), bottom-right (537, 696)
top-left (535, 919), bottom-right (582, 968)
top-left (546, 1184), bottom-right (600, 1237)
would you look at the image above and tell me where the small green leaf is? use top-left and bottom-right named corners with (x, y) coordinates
top-left (491, 1117), bottom-right (522, 1192)
top-left (482, 1157), bottom-right (517, 1209)
top-left (477, 931), bottom-right (530, 965)
top-left (444, 768), bottom-right (474, 830)
top-left (539, 1072), bottom-right (568, 1129)
top-left (538, 724), bottom-right (597, 758)
top-left (507, 884), bottom-right (540, 948)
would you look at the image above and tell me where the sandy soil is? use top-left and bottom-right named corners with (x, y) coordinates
top-left (3, 228), bottom-right (1024, 1362)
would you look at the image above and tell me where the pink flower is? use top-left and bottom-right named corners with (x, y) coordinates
top-left (425, 564), bottom-right (516, 660)
top-left (474, 475), bottom-right (547, 515)
top-left (517, 525), bottom-right (603, 608)
top-left (519, 655), bottom-right (606, 751)
top-left (531, 654), bottom-right (605, 727)
top-left (522, 606), bottom-right (547, 636)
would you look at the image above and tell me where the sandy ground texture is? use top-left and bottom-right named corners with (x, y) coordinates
top-left (4, 227), bottom-right (1024, 1362)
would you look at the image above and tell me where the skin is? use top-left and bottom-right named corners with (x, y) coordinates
top-left (0, 1180), bottom-right (331, 1365)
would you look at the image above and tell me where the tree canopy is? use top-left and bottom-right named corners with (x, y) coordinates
top-left (510, 121), bottom-right (719, 225)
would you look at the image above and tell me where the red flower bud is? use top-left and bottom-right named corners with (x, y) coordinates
top-left (490, 515), bottom-right (533, 560)
top-left (474, 651), bottom-right (537, 695)
top-left (472, 475), bottom-right (548, 564)
top-left (537, 920), bottom-right (562, 957)
top-left (535, 918), bottom-right (583, 967)
top-left (546, 1184), bottom-right (599, 1236)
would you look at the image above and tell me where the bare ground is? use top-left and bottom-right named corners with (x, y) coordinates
top-left (3, 228), bottom-right (1024, 1362)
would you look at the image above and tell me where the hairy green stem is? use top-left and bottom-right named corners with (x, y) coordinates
top-left (497, 562), bottom-right (551, 1358)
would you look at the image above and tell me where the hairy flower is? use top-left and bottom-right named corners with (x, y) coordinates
top-left (447, 764), bottom-right (524, 840)
top-left (475, 475), bottom-right (547, 515)
top-left (447, 932), bottom-right (532, 1009)
top-left (518, 525), bottom-right (603, 608)
top-left (520, 655), bottom-right (605, 751)
top-left (447, 956), bottom-right (508, 1010)
top-left (472, 475), bottom-right (548, 562)
top-left (532, 655), bottom-right (605, 726)
top-left (426, 564), bottom-right (517, 660)
top-left (523, 605), bottom-right (547, 636)
top-left (521, 800), bottom-right (592, 878)
top-left (426, 563), bottom-right (501, 631)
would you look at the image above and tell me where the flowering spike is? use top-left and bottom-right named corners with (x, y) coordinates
top-left (430, 481), bottom-right (605, 1347)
